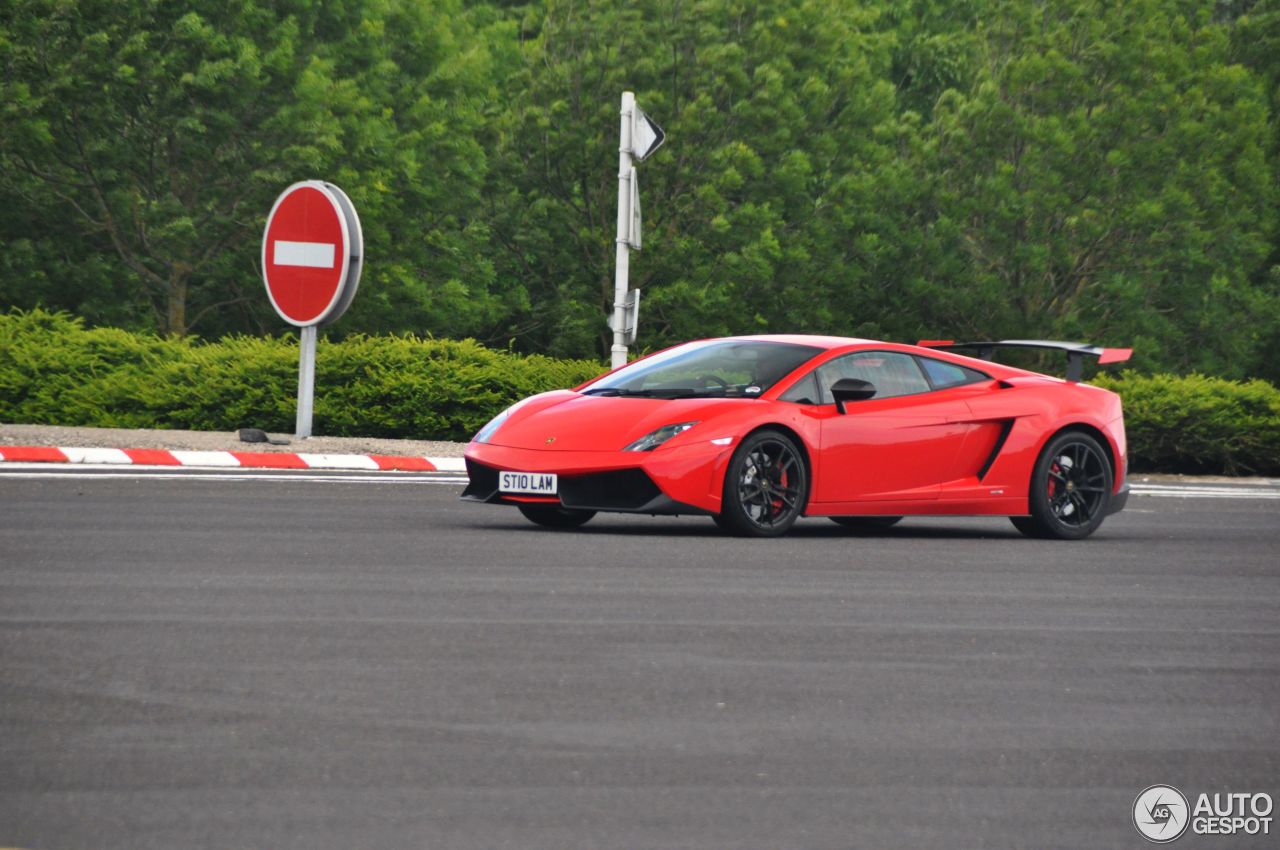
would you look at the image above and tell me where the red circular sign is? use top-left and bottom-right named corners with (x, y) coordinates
top-left (262, 181), bottom-right (362, 326)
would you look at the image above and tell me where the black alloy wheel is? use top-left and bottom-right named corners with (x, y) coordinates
top-left (830, 516), bottom-right (903, 532)
top-left (717, 430), bottom-right (808, 537)
top-left (517, 504), bottom-right (596, 528)
top-left (1012, 430), bottom-right (1112, 540)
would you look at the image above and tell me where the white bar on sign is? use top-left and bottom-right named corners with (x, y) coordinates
top-left (274, 240), bottom-right (336, 269)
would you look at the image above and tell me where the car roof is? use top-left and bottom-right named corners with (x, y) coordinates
top-left (709, 334), bottom-right (1052, 381)
top-left (713, 334), bottom-right (875, 349)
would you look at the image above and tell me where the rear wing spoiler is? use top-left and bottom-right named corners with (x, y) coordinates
top-left (916, 340), bottom-right (1132, 382)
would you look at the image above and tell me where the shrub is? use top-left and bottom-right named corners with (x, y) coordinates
top-left (4, 309), bottom-right (1279, 473)
top-left (0, 309), bottom-right (604, 440)
top-left (1092, 372), bottom-right (1280, 475)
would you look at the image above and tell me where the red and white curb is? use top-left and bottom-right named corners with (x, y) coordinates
top-left (0, 446), bottom-right (465, 473)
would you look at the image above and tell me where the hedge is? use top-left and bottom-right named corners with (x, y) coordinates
top-left (1090, 372), bottom-right (1280, 476)
top-left (0, 310), bottom-right (604, 441)
top-left (2, 309), bottom-right (1278, 473)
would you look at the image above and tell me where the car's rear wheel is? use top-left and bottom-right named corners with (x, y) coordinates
top-left (1012, 430), bottom-right (1112, 540)
top-left (716, 430), bottom-right (808, 537)
top-left (830, 516), bottom-right (902, 532)
top-left (517, 504), bottom-right (595, 528)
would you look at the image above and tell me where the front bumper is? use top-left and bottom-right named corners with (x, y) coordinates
top-left (461, 441), bottom-right (732, 515)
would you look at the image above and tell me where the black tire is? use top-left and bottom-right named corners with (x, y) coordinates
top-left (716, 430), bottom-right (808, 537)
top-left (830, 516), bottom-right (902, 532)
top-left (1012, 430), bottom-right (1112, 540)
top-left (517, 504), bottom-right (596, 528)
top-left (1009, 516), bottom-right (1044, 537)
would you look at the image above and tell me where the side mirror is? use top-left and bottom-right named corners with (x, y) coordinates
top-left (831, 378), bottom-right (876, 413)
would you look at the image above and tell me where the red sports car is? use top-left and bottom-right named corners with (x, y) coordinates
top-left (462, 336), bottom-right (1132, 539)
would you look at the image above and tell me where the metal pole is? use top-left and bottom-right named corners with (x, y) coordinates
top-left (611, 91), bottom-right (635, 369)
top-left (296, 324), bottom-right (316, 439)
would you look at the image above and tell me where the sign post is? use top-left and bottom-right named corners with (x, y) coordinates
top-left (262, 180), bottom-right (363, 438)
top-left (611, 92), bottom-right (665, 368)
top-left (296, 325), bottom-right (317, 437)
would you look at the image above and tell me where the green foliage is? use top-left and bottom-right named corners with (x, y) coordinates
top-left (917, 0), bottom-right (1275, 378)
top-left (485, 0), bottom-right (909, 354)
top-left (1, 0), bottom-right (1279, 380)
top-left (0, 310), bottom-right (603, 440)
top-left (4, 310), bottom-right (1278, 474)
top-left (0, 0), bottom-right (508, 339)
top-left (1094, 372), bottom-right (1280, 475)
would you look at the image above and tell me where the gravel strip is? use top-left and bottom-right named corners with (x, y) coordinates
top-left (0, 423), bottom-right (467, 458)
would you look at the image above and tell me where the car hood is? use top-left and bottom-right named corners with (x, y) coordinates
top-left (488, 391), bottom-right (749, 452)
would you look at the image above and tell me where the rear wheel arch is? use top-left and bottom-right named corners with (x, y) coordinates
top-left (1015, 428), bottom-right (1114, 539)
top-left (1039, 422), bottom-right (1116, 485)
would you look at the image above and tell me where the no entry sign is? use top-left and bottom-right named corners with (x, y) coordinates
top-left (261, 180), bottom-right (363, 439)
top-left (262, 181), bottom-right (363, 327)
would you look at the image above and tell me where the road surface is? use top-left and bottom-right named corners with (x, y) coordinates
top-left (1, 468), bottom-right (1276, 849)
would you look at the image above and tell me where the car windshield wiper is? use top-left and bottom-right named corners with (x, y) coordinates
top-left (581, 387), bottom-right (701, 398)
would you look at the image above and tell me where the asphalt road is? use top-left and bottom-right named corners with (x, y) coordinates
top-left (1, 470), bottom-right (1277, 849)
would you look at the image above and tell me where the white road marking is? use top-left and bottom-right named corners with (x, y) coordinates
top-left (0, 465), bottom-right (465, 484)
top-left (1131, 485), bottom-right (1280, 500)
top-left (1, 462), bottom-right (1277, 498)
top-left (273, 240), bottom-right (335, 268)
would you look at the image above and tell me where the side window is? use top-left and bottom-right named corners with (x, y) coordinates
top-left (779, 372), bottom-right (819, 405)
top-left (814, 351), bottom-right (931, 401)
top-left (916, 356), bottom-right (989, 389)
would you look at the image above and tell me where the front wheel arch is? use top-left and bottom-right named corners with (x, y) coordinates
top-left (724, 423), bottom-right (814, 515)
top-left (716, 429), bottom-right (811, 537)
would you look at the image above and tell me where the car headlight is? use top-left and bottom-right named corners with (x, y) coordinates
top-left (473, 407), bottom-right (511, 444)
top-left (623, 421), bottom-right (699, 452)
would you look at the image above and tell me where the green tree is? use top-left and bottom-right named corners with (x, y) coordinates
top-left (1229, 0), bottom-right (1280, 382)
top-left (482, 0), bottom-right (914, 358)
top-left (923, 0), bottom-right (1274, 375)
top-left (0, 0), bottom-right (506, 338)
top-left (1, 0), bottom-right (1276, 380)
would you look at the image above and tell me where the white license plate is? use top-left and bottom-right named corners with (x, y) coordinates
top-left (499, 471), bottom-right (558, 495)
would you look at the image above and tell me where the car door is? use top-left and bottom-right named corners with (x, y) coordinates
top-left (913, 354), bottom-right (1013, 482)
top-left (798, 351), bottom-right (975, 503)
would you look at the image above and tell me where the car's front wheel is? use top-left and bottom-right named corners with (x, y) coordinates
top-left (517, 504), bottom-right (596, 528)
top-left (716, 430), bottom-right (808, 537)
top-left (1012, 430), bottom-right (1112, 540)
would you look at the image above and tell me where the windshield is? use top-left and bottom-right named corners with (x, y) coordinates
top-left (582, 340), bottom-right (823, 399)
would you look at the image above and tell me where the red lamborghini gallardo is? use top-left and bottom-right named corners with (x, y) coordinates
top-left (461, 336), bottom-right (1132, 539)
